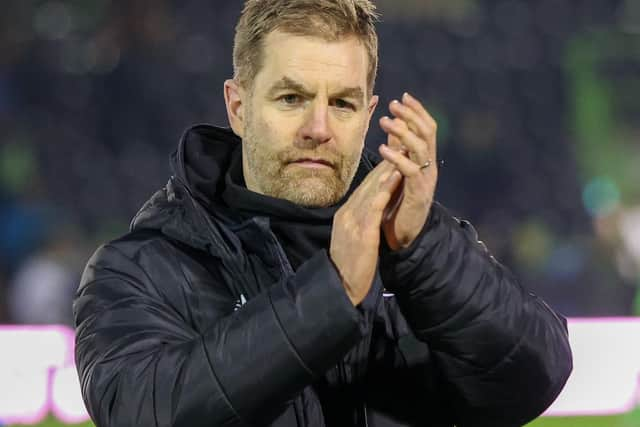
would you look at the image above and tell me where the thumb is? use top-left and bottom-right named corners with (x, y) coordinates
top-left (371, 170), bottom-right (403, 213)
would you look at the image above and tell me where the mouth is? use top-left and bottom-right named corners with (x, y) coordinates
top-left (289, 158), bottom-right (334, 169)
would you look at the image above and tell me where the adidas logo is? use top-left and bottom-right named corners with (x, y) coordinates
top-left (234, 294), bottom-right (247, 311)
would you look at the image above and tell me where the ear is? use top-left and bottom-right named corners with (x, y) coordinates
top-left (363, 94), bottom-right (379, 135)
top-left (224, 79), bottom-right (245, 138)
top-left (367, 94), bottom-right (379, 120)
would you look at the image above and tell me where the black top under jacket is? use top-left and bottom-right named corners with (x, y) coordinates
top-left (221, 144), bottom-right (338, 271)
top-left (73, 125), bottom-right (573, 427)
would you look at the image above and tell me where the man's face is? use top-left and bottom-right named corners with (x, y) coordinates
top-left (232, 30), bottom-right (378, 207)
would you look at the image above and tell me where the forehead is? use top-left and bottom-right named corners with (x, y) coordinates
top-left (256, 30), bottom-right (369, 91)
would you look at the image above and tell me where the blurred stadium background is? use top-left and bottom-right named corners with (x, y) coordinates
top-left (0, 0), bottom-right (639, 426)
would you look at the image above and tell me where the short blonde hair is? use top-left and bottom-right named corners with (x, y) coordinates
top-left (233, 0), bottom-right (379, 96)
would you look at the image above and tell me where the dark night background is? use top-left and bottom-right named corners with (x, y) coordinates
top-left (1, 0), bottom-right (639, 326)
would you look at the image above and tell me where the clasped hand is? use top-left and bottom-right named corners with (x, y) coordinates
top-left (330, 93), bottom-right (438, 305)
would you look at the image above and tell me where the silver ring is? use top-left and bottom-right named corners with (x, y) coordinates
top-left (419, 159), bottom-right (432, 170)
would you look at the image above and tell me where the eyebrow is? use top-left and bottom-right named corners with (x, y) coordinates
top-left (333, 87), bottom-right (365, 105)
top-left (267, 76), bottom-right (314, 98)
top-left (266, 76), bottom-right (365, 106)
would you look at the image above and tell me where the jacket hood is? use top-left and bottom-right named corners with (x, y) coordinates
top-left (172, 124), bottom-right (241, 208)
top-left (130, 125), bottom-right (244, 260)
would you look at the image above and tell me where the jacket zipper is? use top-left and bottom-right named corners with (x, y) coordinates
top-left (362, 402), bottom-right (369, 427)
top-left (254, 217), bottom-right (368, 426)
top-left (253, 217), bottom-right (294, 277)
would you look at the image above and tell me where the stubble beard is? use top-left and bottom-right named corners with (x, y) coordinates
top-left (242, 111), bottom-right (362, 208)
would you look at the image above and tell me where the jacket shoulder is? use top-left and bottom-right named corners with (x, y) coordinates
top-left (78, 228), bottom-right (232, 310)
top-left (81, 229), bottom-right (181, 280)
top-left (98, 228), bottom-right (171, 258)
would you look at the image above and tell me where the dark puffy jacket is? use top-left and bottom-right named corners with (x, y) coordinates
top-left (74, 125), bottom-right (572, 427)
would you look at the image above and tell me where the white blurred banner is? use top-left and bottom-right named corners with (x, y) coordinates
top-left (1, 319), bottom-right (639, 424)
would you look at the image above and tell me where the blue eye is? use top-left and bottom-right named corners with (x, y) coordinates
top-left (280, 94), bottom-right (301, 105)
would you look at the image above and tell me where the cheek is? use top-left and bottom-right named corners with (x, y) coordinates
top-left (334, 118), bottom-right (367, 149)
top-left (258, 109), bottom-right (298, 146)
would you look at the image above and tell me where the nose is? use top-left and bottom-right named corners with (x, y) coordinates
top-left (297, 101), bottom-right (332, 146)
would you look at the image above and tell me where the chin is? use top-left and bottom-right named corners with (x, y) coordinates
top-left (279, 178), bottom-right (345, 208)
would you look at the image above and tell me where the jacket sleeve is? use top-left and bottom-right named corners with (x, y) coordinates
top-left (377, 202), bottom-right (573, 427)
top-left (73, 240), bottom-right (364, 427)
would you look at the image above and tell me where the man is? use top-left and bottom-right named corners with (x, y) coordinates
top-left (73, 1), bottom-right (572, 426)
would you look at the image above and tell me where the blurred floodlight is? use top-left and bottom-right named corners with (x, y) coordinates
top-left (582, 176), bottom-right (621, 217)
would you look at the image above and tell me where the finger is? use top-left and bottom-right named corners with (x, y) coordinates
top-left (401, 93), bottom-right (438, 161)
top-left (383, 179), bottom-right (404, 221)
top-left (402, 92), bottom-right (437, 131)
top-left (370, 158), bottom-right (397, 183)
top-left (347, 159), bottom-right (395, 206)
top-left (389, 100), bottom-right (432, 140)
top-left (361, 159), bottom-right (395, 186)
top-left (387, 130), bottom-right (405, 152)
top-left (380, 169), bottom-right (403, 193)
top-left (378, 144), bottom-right (423, 179)
top-left (352, 166), bottom-right (402, 230)
top-left (379, 117), bottom-right (429, 164)
top-left (385, 115), bottom-right (408, 152)
top-left (361, 162), bottom-right (403, 216)
top-left (369, 170), bottom-right (403, 215)
top-left (379, 145), bottom-right (434, 208)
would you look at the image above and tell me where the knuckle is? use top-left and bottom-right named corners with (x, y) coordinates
top-left (397, 127), bottom-right (409, 140)
top-left (372, 194), bottom-right (389, 210)
top-left (423, 127), bottom-right (436, 140)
